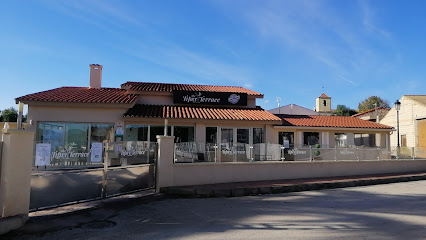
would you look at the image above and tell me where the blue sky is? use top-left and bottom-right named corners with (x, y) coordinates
top-left (1, 0), bottom-right (425, 113)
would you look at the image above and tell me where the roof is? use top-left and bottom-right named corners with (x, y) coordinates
top-left (121, 82), bottom-right (263, 97)
top-left (404, 95), bottom-right (426, 105)
top-left (318, 93), bottom-right (331, 98)
top-left (16, 87), bottom-right (138, 104)
top-left (275, 114), bottom-right (392, 129)
top-left (268, 104), bottom-right (319, 115)
top-left (124, 104), bottom-right (281, 121)
top-left (352, 107), bottom-right (389, 118)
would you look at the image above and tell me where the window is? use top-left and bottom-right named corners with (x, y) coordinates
top-left (354, 133), bottom-right (376, 147)
top-left (401, 135), bottom-right (407, 147)
top-left (335, 133), bottom-right (347, 147)
top-left (149, 126), bottom-right (171, 142)
top-left (304, 132), bottom-right (319, 146)
top-left (125, 125), bottom-right (148, 141)
top-left (323, 100), bottom-right (327, 107)
top-left (37, 122), bottom-right (114, 166)
top-left (206, 127), bottom-right (217, 144)
top-left (221, 128), bottom-right (233, 144)
top-left (173, 126), bottom-right (194, 143)
top-left (237, 129), bottom-right (249, 144)
top-left (279, 132), bottom-right (294, 147)
top-left (253, 128), bottom-right (264, 144)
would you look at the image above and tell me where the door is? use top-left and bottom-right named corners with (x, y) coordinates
top-left (279, 132), bottom-right (294, 160)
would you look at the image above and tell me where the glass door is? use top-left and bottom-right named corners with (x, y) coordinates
top-left (236, 128), bottom-right (250, 161)
top-left (220, 128), bottom-right (234, 162)
top-left (279, 132), bottom-right (294, 161)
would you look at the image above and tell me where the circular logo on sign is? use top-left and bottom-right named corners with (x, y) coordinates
top-left (228, 94), bottom-right (241, 104)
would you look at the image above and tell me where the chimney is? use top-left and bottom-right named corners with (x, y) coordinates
top-left (89, 64), bottom-right (103, 88)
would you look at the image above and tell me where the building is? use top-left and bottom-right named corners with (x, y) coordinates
top-left (16, 64), bottom-right (283, 164)
top-left (16, 65), bottom-right (393, 164)
top-left (268, 104), bottom-right (319, 115)
top-left (315, 93), bottom-right (333, 115)
top-left (272, 114), bottom-right (392, 160)
top-left (380, 95), bottom-right (426, 156)
top-left (352, 107), bottom-right (390, 122)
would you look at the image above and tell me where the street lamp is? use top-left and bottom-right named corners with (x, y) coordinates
top-left (394, 100), bottom-right (401, 158)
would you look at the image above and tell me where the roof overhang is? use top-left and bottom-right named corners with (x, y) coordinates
top-left (273, 125), bottom-right (393, 132)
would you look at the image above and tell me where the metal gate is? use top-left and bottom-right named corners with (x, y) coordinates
top-left (30, 141), bottom-right (157, 210)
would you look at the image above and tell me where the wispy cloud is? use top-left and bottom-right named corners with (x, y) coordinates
top-left (118, 40), bottom-right (253, 87)
top-left (213, 0), bottom-right (396, 86)
top-left (40, 0), bottom-right (254, 87)
top-left (358, 0), bottom-right (391, 39)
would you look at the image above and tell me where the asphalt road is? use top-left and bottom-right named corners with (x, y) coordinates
top-left (6, 180), bottom-right (426, 240)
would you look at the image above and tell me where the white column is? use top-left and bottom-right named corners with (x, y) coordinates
top-left (0, 129), bottom-right (35, 218)
top-left (156, 135), bottom-right (175, 192)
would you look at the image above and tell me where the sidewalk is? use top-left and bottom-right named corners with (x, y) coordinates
top-left (161, 171), bottom-right (426, 197)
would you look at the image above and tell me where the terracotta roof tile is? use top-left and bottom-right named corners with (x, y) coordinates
top-left (16, 87), bottom-right (138, 104)
top-left (352, 107), bottom-right (390, 117)
top-left (276, 114), bottom-right (392, 129)
top-left (319, 93), bottom-right (331, 98)
top-left (121, 82), bottom-right (263, 96)
top-left (124, 104), bottom-right (281, 121)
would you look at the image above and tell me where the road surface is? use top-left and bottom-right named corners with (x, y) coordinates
top-left (7, 180), bottom-right (426, 240)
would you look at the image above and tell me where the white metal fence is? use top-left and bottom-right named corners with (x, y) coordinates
top-left (173, 142), bottom-right (416, 163)
top-left (30, 141), bottom-right (157, 210)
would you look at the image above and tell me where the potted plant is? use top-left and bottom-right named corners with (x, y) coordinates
top-left (313, 144), bottom-right (322, 160)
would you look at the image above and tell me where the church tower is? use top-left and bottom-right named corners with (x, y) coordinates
top-left (315, 93), bottom-right (332, 115)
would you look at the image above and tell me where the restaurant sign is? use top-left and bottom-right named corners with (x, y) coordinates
top-left (173, 91), bottom-right (247, 106)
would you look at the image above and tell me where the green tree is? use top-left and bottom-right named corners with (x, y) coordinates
top-left (358, 96), bottom-right (390, 112)
top-left (1, 107), bottom-right (18, 122)
top-left (333, 105), bottom-right (358, 116)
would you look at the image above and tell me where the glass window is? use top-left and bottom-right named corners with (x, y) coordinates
top-left (174, 126), bottom-right (194, 143)
top-left (149, 126), bottom-right (171, 142)
top-left (279, 132), bottom-right (294, 147)
top-left (206, 127), bottom-right (217, 144)
top-left (64, 123), bottom-right (89, 151)
top-left (335, 133), bottom-right (347, 147)
top-left (237, 129), bottom-right (249, 144)
top-left (221, 128), bottom-right (233, 145)
top-left (304, 132), bottom-right (319, 146)
top-left (354, 133), bottom-right (376, 147)
top-left (125, 125), bottom-right (148, 141)
top-left (91, 124), bottom-right (114, 143)
top-left (38, 122), bottom-right (65, 152)
top-left (253, 128), bottom-right (264, 144)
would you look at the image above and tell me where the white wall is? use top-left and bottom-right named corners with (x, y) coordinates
top-left (167, 160), bottom-right (426, 187)
top-left (380, 96), bottom-right (426, 148)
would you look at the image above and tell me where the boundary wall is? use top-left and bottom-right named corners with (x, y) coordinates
top-left (157, 136), bottom-right (426, 188)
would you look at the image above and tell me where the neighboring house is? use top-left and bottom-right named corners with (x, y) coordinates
top-left (380, 95), bottom-right (426, 155)
top-left (352, 107), bottom-right (390, 122)
top-left (268, 104), bottom-right (319, 115)
top-left (273, 114), bottom-right (393, 160)
top-left (268, 92), bottom-right (333, 116)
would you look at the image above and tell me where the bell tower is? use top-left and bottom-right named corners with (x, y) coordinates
top-left (316, 93), bottom-right (332, 114)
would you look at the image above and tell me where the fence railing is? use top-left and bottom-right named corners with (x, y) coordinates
top-left (33, 141), bottom-right (157, 170)
top-left (173, 142), bottom-right (414, 163)
top-left (30, 140), bottom-right (157, 210)
top-left (390, 146), bottom-right (426, 160)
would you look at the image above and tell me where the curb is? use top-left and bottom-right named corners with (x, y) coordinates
top-left (161, 174), bottom-right (426, 198)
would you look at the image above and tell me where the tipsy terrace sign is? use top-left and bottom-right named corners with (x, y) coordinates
top-left (173, 91), bottom-right (247, 106)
